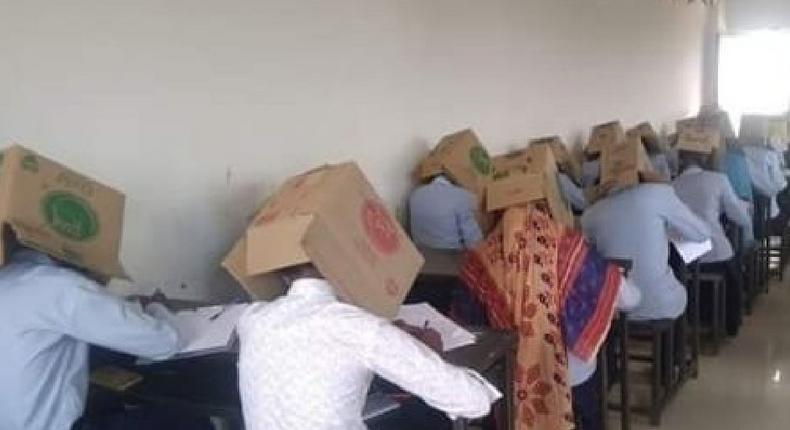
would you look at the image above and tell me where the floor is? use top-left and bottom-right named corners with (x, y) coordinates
top-left (628, 277), bottom-right (790, 429)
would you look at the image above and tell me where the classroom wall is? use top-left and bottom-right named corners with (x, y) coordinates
top-left (0, 0), bottom-right (709, 300)
top-left (726, 0), bottom-right (790, 32)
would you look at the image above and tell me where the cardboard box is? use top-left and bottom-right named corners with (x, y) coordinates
top-left (529, 136), bottom-right (582, 181)
top-left (0, 144), bottom-right (126, 280)
top-left (223, 162), bottom-right (424, 319)
top-left (586, 121), bottom-right (625, 155)
top-left (740, 114), bottom-right (788, 141)
top-left (676, 117), bottom-right (701, 134)
top-left (629, 122), bottom-right (666, 153)
top-left (417, 129), bottom-right (493, 198)
top-left (676, 128), bottom-right (721, 154)
top-left (600, 131), bottom-right (662, 189)
top-left (491, 144), bottom-right (557, 178)
top-left (486, 148), bottom-right (574, 228)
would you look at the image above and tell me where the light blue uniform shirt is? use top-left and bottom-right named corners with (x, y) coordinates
top-left (721, 148), bottom-right (754, 202)
top-left (409, 176), bottom-right (483, 250)
top-left (0, 250), bottom-right (180, 430)
top-left (557, 172), bottom-right (587, 212)
top-left (649, 153), bottom-right (673, 181)
top-left (672, 166), bottom-right (754, 263)
top-left (742, 145), bottom-right (787, 217)
top-left (581, 159), bottom-right (600, 188)
top-left (582, 184), bottom-right (711, 321)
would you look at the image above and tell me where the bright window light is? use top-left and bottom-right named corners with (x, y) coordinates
top-left (719, 31), bottom-right (790, 133)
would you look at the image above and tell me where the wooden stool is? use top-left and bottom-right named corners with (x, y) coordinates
top-left (627, 318), bottom-right (677, 426)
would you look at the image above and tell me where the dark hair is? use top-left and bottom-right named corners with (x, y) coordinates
top-left (678, 150), bottom-right (712, 172)
top-left (277, 263), bottom-right (324, 285)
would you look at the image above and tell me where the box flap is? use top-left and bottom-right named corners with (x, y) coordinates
top-left (245, 214), bottom-right (315, 276)
top-left (222, 236), bottom-right (286, 301)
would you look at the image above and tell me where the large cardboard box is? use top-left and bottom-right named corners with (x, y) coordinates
top-left (676, 128), bottom-right (721, 154)
top-left (529, 136), bottom-right (582, 181)
top-left (739, 114), bottom-right (788, 142)
top-left (629, 122), bottom-right (666, 153)
top-left (417, 129), bottom-right (493, 198)
top-left (600, 131), bottom-right (662, 188)
top-left (492, 144), bottom-right (557, 178)
top-left (223, 162), bottom-right (424, 319)
top-left (586, 121), bottom-right (625, 155)
top-left (486, 148), bottom-right (574, 228)
top-left (0, 144), bottom-right (126, 279)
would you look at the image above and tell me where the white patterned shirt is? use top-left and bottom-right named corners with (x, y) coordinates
top-left (237, 278), bottom-right (501, 430)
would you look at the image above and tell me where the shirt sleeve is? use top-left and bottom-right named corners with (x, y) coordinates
top-left (361, 320), bottom-right (501, 420)
top-left (456, 192), bottom-right (484, 249)
top-left (557, 173), bottom-right (587, 211)
top-left (661, 188), bottom-right (711, 242)
top-left (48, 271), bottom-right (180, 360)
top-left (719, 176), bottom-right (755, 246)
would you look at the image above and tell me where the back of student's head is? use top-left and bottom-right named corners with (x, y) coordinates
top-left (277, 263), bottom-right (324, 286)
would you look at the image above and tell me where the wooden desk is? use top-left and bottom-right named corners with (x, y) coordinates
top-left (88, 328), bottom-right (517, 430)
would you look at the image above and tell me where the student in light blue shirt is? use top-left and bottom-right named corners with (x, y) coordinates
top-left (409, 175), bottom-right (483, 250)
top-left (673, 150), bottom-right (754, 335)
top-left (557, 172), bottom-right (587, 212)
top-left (0, 247), bottom-right (181, 430)
top-left (582, 183), bottom-right (711, 321)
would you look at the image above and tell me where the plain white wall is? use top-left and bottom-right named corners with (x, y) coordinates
top-left (0, 0), bottom-right (709, 300)
top-left (726, 0), bottom-right (790, 32)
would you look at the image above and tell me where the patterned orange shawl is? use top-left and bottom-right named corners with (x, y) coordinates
top-left (461, 205), bottom-right (620, 430)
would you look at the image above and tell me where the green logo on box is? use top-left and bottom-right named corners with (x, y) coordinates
top-left (41, 192), bottom-right (99, 241)
top-left (22, 154), bottom-right (39, 173)
top-left (469, 147), bottom-right (492, 176)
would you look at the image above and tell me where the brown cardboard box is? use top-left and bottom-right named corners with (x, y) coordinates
top-left (629, 122), bottom-right (666, 153)
top-left (740, 114), bottom-right (788, 141)
top-left (529, 136), bottom-right (582, 181)
top-left (491, 144), bottom-right (557, 178)
top-left (600, 131), bottom-right (662, 189)
top-left (0, 144), bottom-right (126, 280)
top-left (586, 121), bottom-right (625, 155)
top-left (676, 128), bottom-right (720, 154)
top-left (223, 162), bottom-right (424, 319)
top-left (676, 117), bottom-right (700, 134)
top-left (486, 148), bottom-right (574, 228)
top-left (417, 129), bottom-right (493, 199)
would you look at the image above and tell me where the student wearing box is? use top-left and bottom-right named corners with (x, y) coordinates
top-left (409, 174), bottom-right (484, 250)
top-left (673, 150), bottom-right (754, 336)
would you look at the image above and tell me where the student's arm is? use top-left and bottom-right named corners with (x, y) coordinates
top-left (48, 271), bottom-right (180, 360)
top-left (361, 319), bottom-right (500, 419)
top-left (557, 172), bottom-right (587, 211)
top-left (661, 187), bottom-right (711, 242)
top-left (617, 277), bottom-right (641, 311)
top-left (720, 177), bottom-right (755, 246)
top-left (457, 192), bottom-right (484, 248)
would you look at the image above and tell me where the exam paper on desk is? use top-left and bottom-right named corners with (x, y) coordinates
top-left (670, 238), bottom-right (713, 264)
top-left (396, 303), bottom-right (477, 352)
top-left (145, 303), bottom-right (250, 360)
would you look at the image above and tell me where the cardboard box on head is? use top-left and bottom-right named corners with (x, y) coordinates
top-left (739, 114), bottom-right (788, 143)
top-left (486, 148), bottom-right (574, 229)
top-left (586, 121), bottom-right (625, 156)
top-left (676, 128), bottom-right (721, 155)
top-left (529, 136), bottom-right (583, 182)
top-left (629, 122), bottom-right (666, 154)
top-left (600, 131), bottom-right (665, 192)
top-left (223, 162), bottom-right (424, 319)
top-left (416, 129), bottom-right (493, 198)
top-left (0, 145), bottom-right (127, 280)
top-left (492, 144), bottom-right (557, 179)
top-left (698, 108), bottom-right (736, 139)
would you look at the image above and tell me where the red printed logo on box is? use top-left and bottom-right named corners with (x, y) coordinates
top-left (361, 199), bottom-right (400, 255)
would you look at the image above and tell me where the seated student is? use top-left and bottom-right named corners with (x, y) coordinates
top-left (0, 240), bottom-right (182, 430)
top-left (581, 153), bottom-right (601, 188)
top-left (237, 263), bottom-right (500, 430)
top-left (673, 150), bottom-right (754, 336)
top-left (409, 174), bottom-right (483, 250)
top-left (582, 179), bottom-right (710, 321)
top-left (570, 276), bottom-right (641, 430)
top-left (741, 138), bottom-right (788, 219)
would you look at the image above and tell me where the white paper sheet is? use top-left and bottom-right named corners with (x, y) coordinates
top-left (671, 239), bottom-right (713, 264)
top-left (395, 303), bottom-right (477, 352)
top-left (146, 303), bottom-right (250, 360)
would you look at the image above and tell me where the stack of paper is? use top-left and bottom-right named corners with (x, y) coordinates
top-left (146, 303), bottom-right (250, 361)
top-left (396, 303), bottom-right (477, 352)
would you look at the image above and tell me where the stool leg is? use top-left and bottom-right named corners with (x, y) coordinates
top-left (712, 282), bottom-right (721, 355)
top-left (620, 318), bottom-right (631, 430)
top-left (650, 331), bottom-right (663, 426)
